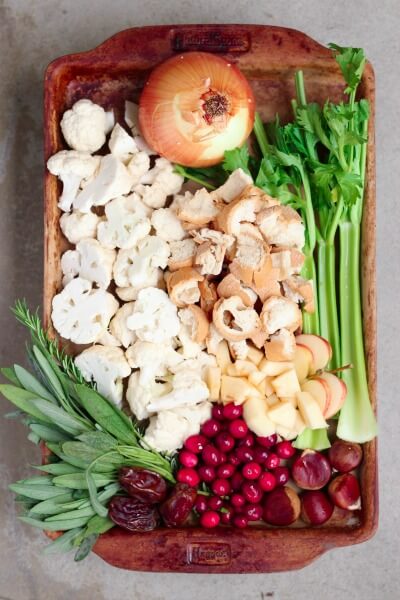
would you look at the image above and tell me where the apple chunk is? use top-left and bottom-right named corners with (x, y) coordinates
top-left (272, 369), bottom-right (301, 398)
top-left (295, 334), bottom-right (332, 372)
top-left (243, 396), bottom-right (276, 437)
top-left (259, 359), bottom-right (294, 376)
top-left (296, 391), bottom-right (328, 429)
top-left (293, 343), bottom-right (313, 382)
top-left (268, 401), bottom-right (297, 430)
top-left (301, 378), bottom-right (331, 415)
top-left (319, 372), bottom-right (347, 418)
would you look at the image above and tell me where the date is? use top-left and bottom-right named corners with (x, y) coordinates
top-left (160, 483), bottom-right (197, 527)
top-left (108, 496), bottom-right (159, 532)
top-left (119, 467), bottom-right (167, 504)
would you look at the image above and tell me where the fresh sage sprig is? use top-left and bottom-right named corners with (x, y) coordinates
top-left (1, 302), bottom-right (176, 560)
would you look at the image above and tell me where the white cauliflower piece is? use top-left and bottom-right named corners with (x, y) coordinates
top-left (125, 340), bottom-right (183, 385)
top-left (97, 330), bottom-right (121, 347)
top-left (113, 235), bottom-right (170, 289)
top-left (74, 154), bottom-right (133, 212)
top-left (51, 277), bottom-right (118, 344)
top-left (75, 345), bottom-right (131, 407)
top-left (133, 135), bottom-right (156, 156)
top-left (151, 208), bottom-right (186, 242)
top-left (175, 324), bottom-right (205, 359)
top-left (47, 150), bottom-right (100, 212)
top-left (97, 194), bottom-right (151, 250)
top-left (139, 159), bottom-right (184, 209)
top-left (60, 210), bottom-right (100, 245)
top-left (126, 372), bottom-right (173, 421)
top-left (108, 123), bottom-right (138, 162)
top-left (147, 368), bottom-right (209, 412)
top-left (61, 99), bottom-right (109, 153)
top-left (126, 287), bottom-right (180, 344)
top-left (127, 152), bottom-right (151, 187)
top-left (171, 351), bottom-right (217, 378)
top-left (109, 302), bottom-right (136, 348)
top-left (144, 401), bottom-right (212, 452)
top-left (124, 101), bottom-right (140, 135)
top-left (60, 239), bottom-right (116, 288)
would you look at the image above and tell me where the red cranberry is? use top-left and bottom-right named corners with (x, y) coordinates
top-left (259, 471), bottom-right (277, 492)
top-left (265, 453), bottom-right (280, 469)
top-left (242, 462), bottom-right (262, 480)
top-left (243, 504), bottom-right (263, 521)
top-left (222, 402), bottom-right (243, 420)
top-left (242, 481), bottom-right (263, 504)
top-left (198, 465), bottom-right (216, 483)
top-left (177, 467), bottom-right (200, 487)
top-left (238, 432), bottom-right (255, 447)
top-left (184, 434), bottom-right (207, 454)
top-left (235, 446), bottom-right (255, 464)
top-left (301, 490), bottom-right (334, 525)
top-left (231, 472), bottom-right (244, 491)
top-left (212, 404), bottom-right (225, 421)
top-left (228, 453), bottom-right (241, 467)
top-left (274, 466), bottom-right (290, 486)
top-left (217, 463), bottom-right (235, 479)
top-left (253, 446), bottom-right (270, 464)
top-left (201, 418), bottom-right (221, 438)
top-left (275, 440), bottom-right (296, 459)
top-left (200, 510), bottom-right (220, 528)
top-left (229, 419), bottom-right (248, 439)
top-left (215, 431), bottom-right (235, 453)
top-left (179, 450), bottom-right (198, 468)
top-left (221, 506), bottom-right (235, 524)
top-left (194, 495), bottom-right (208, 514)
top-left (231, 493), bottom-right (246, 508)
top-left (211, 478), bottom-right (231, 497)
top-left (202, 444), bottom-right (222, 466)
top-left (257, 434), bottom-right (277, 448)
top-left (207, 495), bottom-right (223, 511)
top-left (233, 515), bottom-right (248, 528)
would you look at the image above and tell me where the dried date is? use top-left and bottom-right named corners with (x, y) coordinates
top-left (119, 467), bottom-right (167, 504)
top-left (108, 496), bottom-right (159, 532)
top-left (160, 483), bottom-right (197, 527)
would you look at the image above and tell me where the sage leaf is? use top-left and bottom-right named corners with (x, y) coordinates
top-left (32, 463), bottom-right (82, 476)
top-left (43, 528), bottom-right (83, 554)
top-left (46, 443), bottom-right (90, 470)
top-left (19, 515), bottom-right (91, 531)
top-left (32, 346), bottom-right (67, 402)
top-left (53, 472), bottom-right (115, 490)
top-left (0, 385), bottom-right (52, 422)
top-left (74, 533), bottom-right (98, 562)
top-left (31, 399), bottom-right (91, 435)
top-left (29, 423), bottom-right (70, 443)
top-left (61, 442), bottom-right (123, 472)
top-left (77, 431), bottom-right (117, 452)
top-left (83, 514), bottom-right (114, 536)
top-left (75, 384), bottom-right (136, 445)
top-left (14, 365), bottom-right (56, 403)
top-left (46, 506), bottom-right (95, 522)
top-left (0, 366), bottom-right (21, 386)
top-left (29, 494), bottom-right (77, 515)
top-left (9, 483), bottom-right (70, 501)
top-left (97, 482), bottom-right (121, 503)
top-left (17, 476), bottom-right (53, 485)
top-left (86, 470), bottom-right (108, 518)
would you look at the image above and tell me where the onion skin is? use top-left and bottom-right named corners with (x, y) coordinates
top-left (139, 52), bottom-right (255, 167)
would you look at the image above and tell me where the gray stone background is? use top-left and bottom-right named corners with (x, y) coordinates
top-left (0, 0), bottom-right (398, 598)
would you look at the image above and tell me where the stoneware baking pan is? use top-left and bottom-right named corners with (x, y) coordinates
top-left (43, 24), bottom-right (377, 573)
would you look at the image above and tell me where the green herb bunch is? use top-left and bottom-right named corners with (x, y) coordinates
top-left (1, 301), bottom-right (175, 560)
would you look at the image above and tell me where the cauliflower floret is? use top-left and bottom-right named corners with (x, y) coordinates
top-left (126, 372), bottom-right (173, 421)
top-left (124, 101), bottom-right (140, 136)
top-left (175, 324), bottom-right (205, 359)
top-left (126, 287), bottom-right (180, 344)
top-left (127, 152), bottom-right (151, 187)
top-left (47, 150), bottom-right (100, 212)
top-left (147, 368), bottom-right (209, 412)
top-left (74, 154), bottom-right (133, 212)
top-left (75, 345), bottom-right (131, 407)
top-left (61, 99), bottom-right (109, 153)
top-left (115, 269), bottom-right (163, 301)
top-left (109, 302), bottom-right (136, 348)
top-left (113, 235), bottom-right (170, 289)
top-left (171, 351), bottom-right (217, 378)
top-left (60, 239), bottom-right (116, 288)
top-left (108, 123), bottom-right (138, 163)
top-left (125, 340), bottom-right (183, 385)
top-left (97, 194), bottom-right (151, 250)
top-left (151, 208), bottom-right (186, 242)
top-left (60, 210), bottom-right (100, 245)
top-left (143, 401), bottom-right (212, 452)
top-left (138, 159), bottom-right (184, 209)
top-left (51, 277), bottom-right (118, 344)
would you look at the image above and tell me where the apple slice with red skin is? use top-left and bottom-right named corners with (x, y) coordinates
top-left (319, 372), bottom-right (347, 418)
top-left (301, 378), bottom-right (331, 415)
top-left (293, 343), bottom-right (313, 383)
top-left (295, 334), bottom-right (332, 373)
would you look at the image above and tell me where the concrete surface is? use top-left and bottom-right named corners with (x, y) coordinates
top-left (0, 0), bottom-right (398, 598)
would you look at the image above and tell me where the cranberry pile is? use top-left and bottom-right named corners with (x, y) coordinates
top-left (175, 403), bottom-right (363, 529)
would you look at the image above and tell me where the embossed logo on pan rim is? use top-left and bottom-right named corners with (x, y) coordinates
top-left (186, 542), bottom-right (231, 565)
top-left (172, 30), bottom-right (251, 53)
